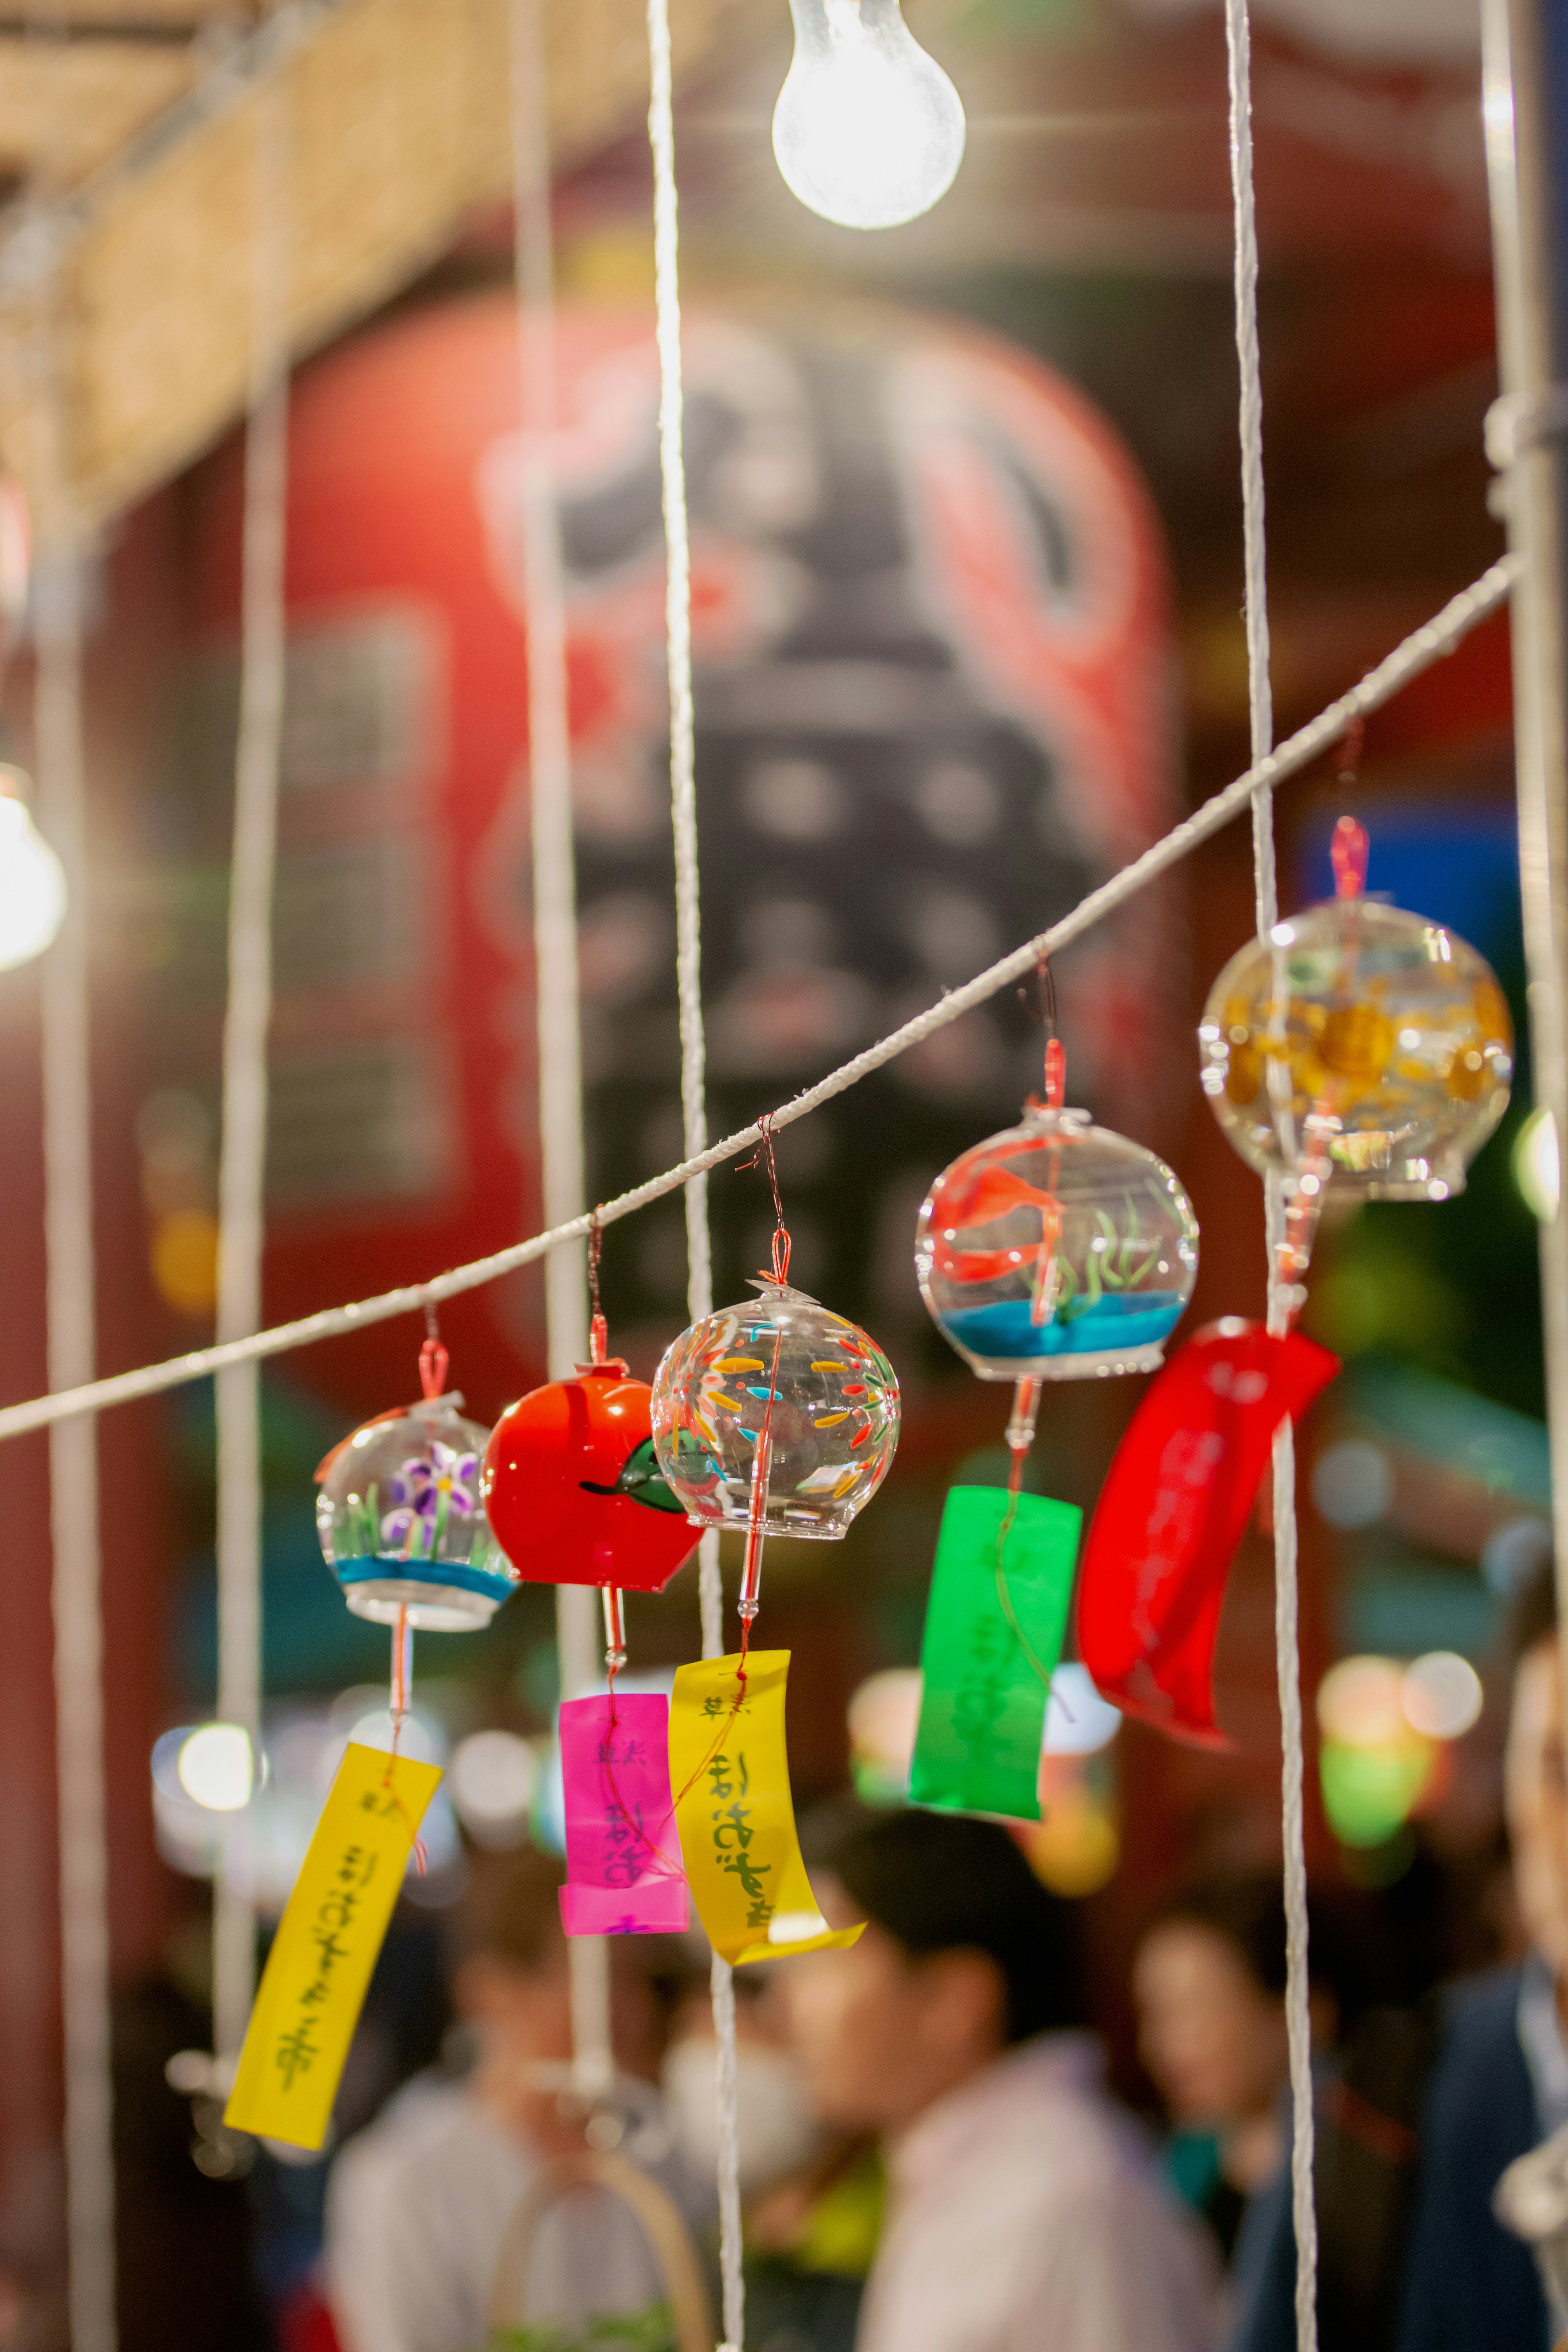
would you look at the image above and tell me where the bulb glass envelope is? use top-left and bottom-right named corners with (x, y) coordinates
top-left (651, 1276), bottom-right (900, 1538)
top-left (316, 1392), bottom-right (518, 1630)
top-left (1200, 899), bottom-right (1512, 1198)
top-left (0, 779), bottom-right (66, 971)
top-left (772, 0), bottom-right (965, 230)
top-left (916, 1106), bottom-right (1198, 1380)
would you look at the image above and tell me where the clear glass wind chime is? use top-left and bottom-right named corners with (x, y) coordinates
top-left (651, 1122), bottom-right (902, 1643)
top-left (314, 1320), bottom-right (520, 1737)
top-left (1200, 783), bottom-right (1513, 1309)
top-left (915, 986), bottom-right (1199, 1506)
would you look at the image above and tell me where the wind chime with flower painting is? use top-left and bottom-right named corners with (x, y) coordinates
top-left (315, 1323), bottom-right (522, 1730)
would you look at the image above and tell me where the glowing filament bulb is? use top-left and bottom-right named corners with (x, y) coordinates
top-left (772, 0), bottom-right (966, 231)
top-left (0, 775), bottom-right (65, 972)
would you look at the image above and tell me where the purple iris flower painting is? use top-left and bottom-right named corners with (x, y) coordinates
top-left (379, 1439), bottom-right (480, 1558)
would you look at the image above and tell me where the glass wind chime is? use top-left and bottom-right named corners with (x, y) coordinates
top-left (904, 1023), bottom-right (1199, 1820)
top-left (224, 1330), bottom-right (508, 2158)
top-left (916, 1033), bottom-right (1199, 1488)
top-left (1200, 811), bottom-right (1513, 1307)
top-left (315, 1325), bottom-right (520, 1732)
top-left (481, 1227), bottom-right (699, 1934)
top-left (483, 1228), bottom-right (701, 1669)
top-left (650, 1124), bottom-right (901, 1962)
top-left (650, 1176), bottom-right (902, 1638)
top-left (1076, 796), bottom-right (1515, 1748)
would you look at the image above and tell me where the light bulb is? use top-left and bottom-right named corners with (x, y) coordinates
top-left (1516, 1104), bottom-right (1559, 1222)
top-left (772, 0), bottom-right (966, 231)
top-left (177, 1723), bottom-right (255, 1812)
top-left (0, 778), bottom-right (65, 971)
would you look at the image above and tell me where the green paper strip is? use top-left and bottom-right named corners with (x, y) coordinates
top-left (909, 1484), bottom-right (1082, 1822)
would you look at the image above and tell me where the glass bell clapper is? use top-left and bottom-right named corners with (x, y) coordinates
top-left (650, 1228), bottom-right (902, 1637)
top-left (771, 0), bottom-right (966, 230)
top-left (915, 1038), bottom-right (1200, 1495)
top-left (1199, 815), bottom-right (1514, 1316)
top-left (587, 1302), bottom-right (630, 1685)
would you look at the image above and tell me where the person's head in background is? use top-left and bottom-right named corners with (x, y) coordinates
top-left (1502, 1559), bottom-right (1568, 1995)
top-left (782, 1808), bottom-right (1082, 2138)
top-left (446, 1851), bottom-right (685, 2144)
top-left (1134, 1873), bottom-right (1369, 2201)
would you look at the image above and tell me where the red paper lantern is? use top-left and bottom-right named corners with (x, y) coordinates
top-left (482, 1359), bottom-right (701, 1593)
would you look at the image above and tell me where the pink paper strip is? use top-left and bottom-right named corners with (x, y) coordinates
top-left (558, 1693), bottom-right (688, 1937)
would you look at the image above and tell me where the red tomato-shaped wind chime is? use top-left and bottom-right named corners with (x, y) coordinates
top-left (483, 1297), bottom-right (702, 1651)
top-left (1077, 814), bottom-right (1513, 1746)
top-left (649, 1149), bottom-right (902, 1963)
top-left (481, 1261), bottom-right (702, 1934)
top-left (906, 1037), bottom-right (1200, 1817)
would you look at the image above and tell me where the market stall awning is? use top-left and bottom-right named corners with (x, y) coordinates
top-left (0, 0), bottom-right (749, 529)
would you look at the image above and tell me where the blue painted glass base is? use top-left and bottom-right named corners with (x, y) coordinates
top-left (333, 1554), bottom-right (519, 1606)
top-left (939, 1290), bottom-right (1185, 1364)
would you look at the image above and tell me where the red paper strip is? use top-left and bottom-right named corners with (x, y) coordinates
top-left (1076, 1318), bottom-right (1339, 1746)
top-left (559, 1693), bottom-right (688, 1936)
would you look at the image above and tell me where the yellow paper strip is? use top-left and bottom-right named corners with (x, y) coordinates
top-left (669, 1650), bottom-right (863, 1967)
top-left (224, 1742), bottom-right (442, 2150)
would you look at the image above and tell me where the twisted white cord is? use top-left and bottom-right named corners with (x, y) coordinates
top-left (1225, 0), bottom-right (1276, 927)
top-left (1225, 6), bottom-right (1316, 2341)
top-left (510, 0), bottom-right (613, 2106)
top-left (646, 0), bottom-right (708, 1333)
top-left (512, 0), bottom-right (586, 1392)
top-left (212, 73), bottom-right (290, 2067)
top-left (645, 0), bottom-right (723, 1652)
top-left (27, 8), bottom-right (114, 2328)
top-left (1268, 1185), bottom-right (1316, 2352)
top-left (37, 533), bottom-right (116, 2352)
top-left (0, 558), bottom-right (1514, 1450)
top-left (645, 7), bottom-right (742, 2340)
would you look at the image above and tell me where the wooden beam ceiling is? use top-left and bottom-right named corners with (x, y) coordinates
top-left (0, 37), bottom-right (197, 185)
top-left (0, 0), bottom-right (751, 530)
top-left (0, 3), bottom-right (251, 22)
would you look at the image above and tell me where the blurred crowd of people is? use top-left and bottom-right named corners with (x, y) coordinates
top-left (16, 1559), bottom-right (1568, 2352)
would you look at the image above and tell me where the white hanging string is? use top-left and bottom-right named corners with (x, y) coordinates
top-left (508, 0), bottom-right (614, 2108)
top-left (37, 524), bottom-right (116, 2352)
top-left (1226, 0), bottom-right (1275, 938)
top-left (644, 6), bottom-right (743, 2342)
top-left (1224, 5), bottom-right (1316, 2344)
top-left (0, 554), bottom-right (1514, 1449)
top-left (212, 71), bottom-right (291, 2074)
top-left (25, 0), bottom-right (115, 2326)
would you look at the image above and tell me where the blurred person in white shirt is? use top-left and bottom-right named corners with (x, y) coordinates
top-left (325, 1851), bottom-right (695, 2352)
top-left (783, 1808), bottom-right (1220, 2352)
